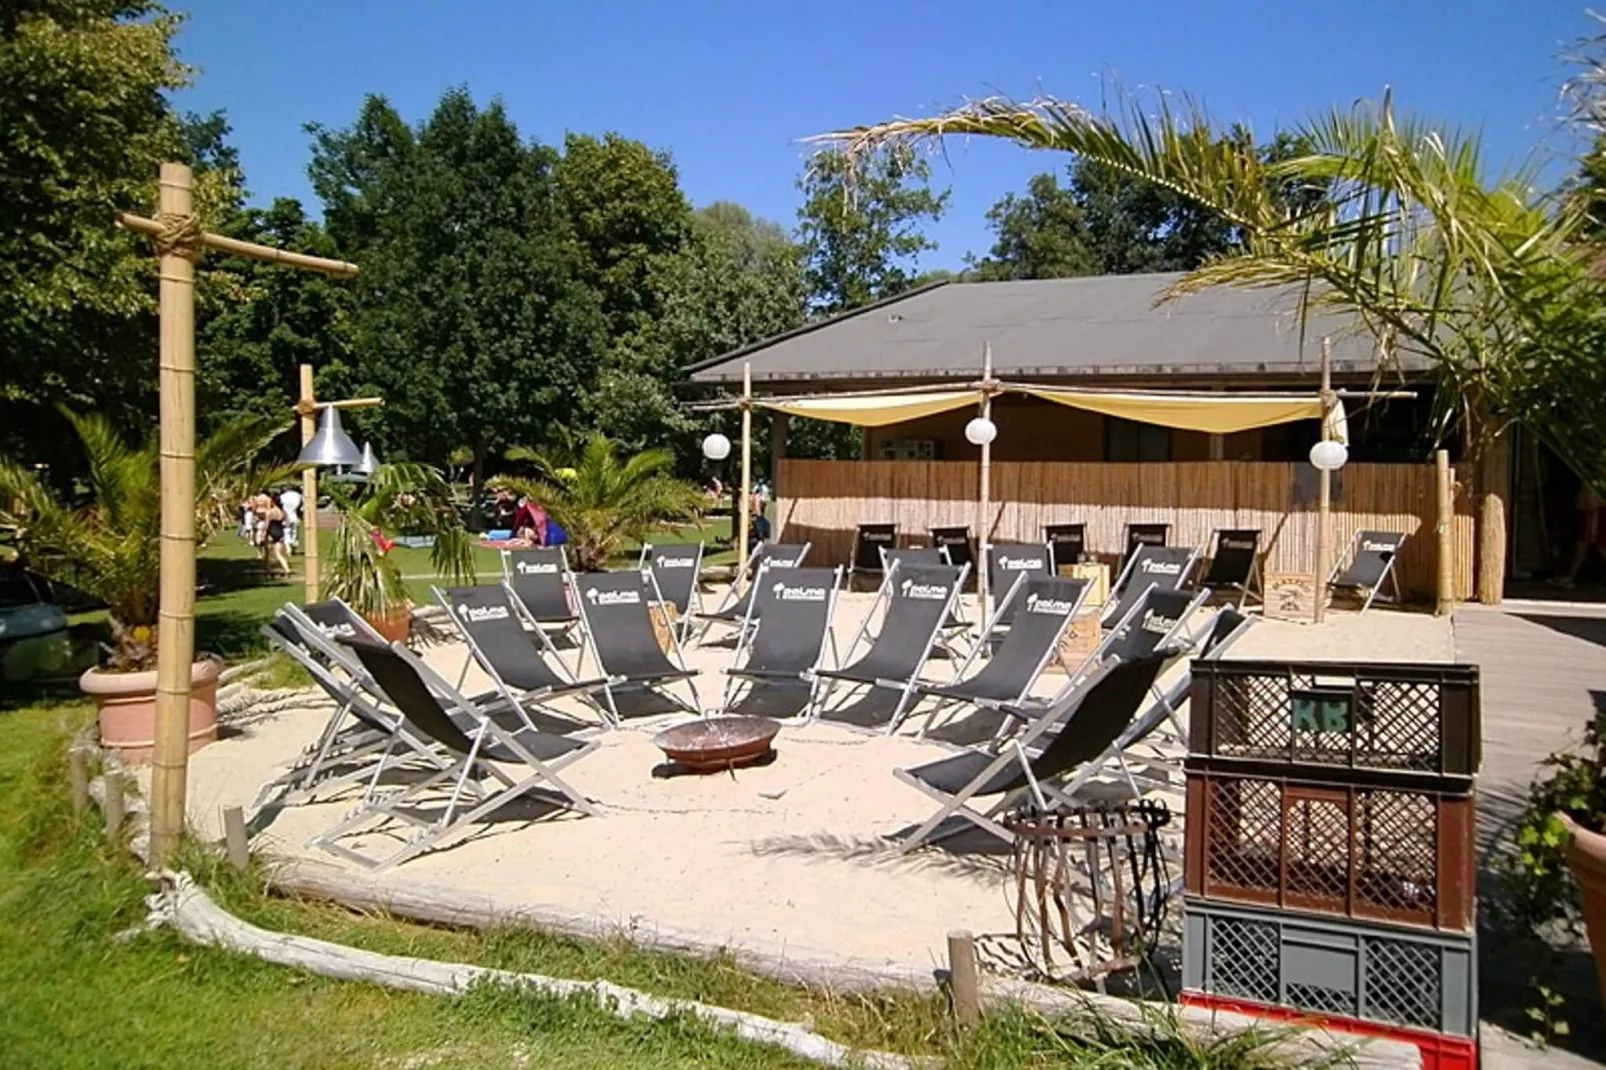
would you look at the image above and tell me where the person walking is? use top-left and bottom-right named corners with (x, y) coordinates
top-left (279, 485), bottom-right (303, 552)
top-left (263, 493), bottom-right (292, 577)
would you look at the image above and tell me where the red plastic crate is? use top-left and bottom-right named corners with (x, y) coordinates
top-left (1182, 990), bottom-right (1477, 1070)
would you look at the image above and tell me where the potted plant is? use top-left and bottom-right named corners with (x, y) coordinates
top-left (0, 408), bottom-right (292, 762)
top-left (321, 461), bottom-right (474, 637)
top-left (1507, 709), bottom-right (1606, 1009)
top-left (496, 432), bottom-right (703, 571)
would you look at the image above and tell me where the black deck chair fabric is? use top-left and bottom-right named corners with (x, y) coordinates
top-left (1201, 529), bottom-right (1262, 606)
top-left (930, 527), bottom-right (974, 573)
top-left (848, 523), bottom-right (898, 586)
top-left (640, 542), bottom-right (703, 619)
top-left (1122, 522), bottom-right (1169, 571)
top-left (503, 547), bottom-right (576, 625)
top-left (923, 577), bottom-right (1087, 706)
top-left (1102, 544), bottom-right (1197, 628)
top-left (986, 543), bottom-right (1053, 626)
top-left (1102, 586), bottom-right (1206, 663)
top-left (437, 584), bottom-right (611, 700)
top-left (883, 546), bottom-right (968, 636)
top-left (1331, 530), bottom-right (1407, 610)
top-left (1045, 523), bottom-right (1086, 573)
top-left (298, 598), bottom-right (384, 643)
top-left (701, 543), bottom-right (810, 625)
top-left (575, 571), bottom-right (695, 685)
top-left (721, 566), bottom-right (839, 719)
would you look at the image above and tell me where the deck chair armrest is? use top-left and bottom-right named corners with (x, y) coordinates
top-left (874, 677), bottom-right (908, 690)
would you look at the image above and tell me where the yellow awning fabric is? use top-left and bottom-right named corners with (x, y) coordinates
top-left (1021, 386), bottom-right (1344, 438)
top-left (758, 390), bottom-right (981, 428)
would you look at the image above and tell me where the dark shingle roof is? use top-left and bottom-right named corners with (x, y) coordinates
top-left (687, 274), bottom-right (1409, 385)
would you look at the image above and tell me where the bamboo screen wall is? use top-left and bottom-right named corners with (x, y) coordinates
top-left (775, 460), bottom-right (1475, 600)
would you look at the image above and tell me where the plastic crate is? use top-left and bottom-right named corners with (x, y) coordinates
top-left (1184, 770), bottom-right (1474, 931)
top-left (1181, 990), bottom-right (1478, 1070)
top-left (1188, 660), bottom-right (1480, 787)
top-left (1182, 896), bottom-right (1477, 1038)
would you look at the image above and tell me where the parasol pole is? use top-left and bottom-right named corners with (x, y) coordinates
top-left (1314, 338), bottom-right (1333, 625)
top-left (299, 365), bottom-right (321, 603)
top-left (977, 343), bottom-right (994, 611)
top-left (738, 362), bottom-right (753, 574)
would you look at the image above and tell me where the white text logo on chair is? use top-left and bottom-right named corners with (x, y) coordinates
top-left (655, 555), bottom-right (696, 569)
top-left (772, 581), bottom-right (827, 602)
top-left (1139, 558), bottom-right (1182, 576)
top-left (315, 621), bottom-right (357, 637)
top-left (1140, 609), bottom-right (1177, 634)
top-left (1024, 592), bottom-right (1076, 616)
top-left (1361, 539), bottom-right (1398, 554)
top-left (457, 603), bottom-right (510, 623)
top-left (997, 554), bottom-right (1045, 571)
top-left (898, 578), bottom-right (949, 600)
top-left (1221, 537), bottom-right (1256, 552)
top-left (586, 587), bottom-right (641, 606)
top-left (515, 559), bottom-right (559, 575)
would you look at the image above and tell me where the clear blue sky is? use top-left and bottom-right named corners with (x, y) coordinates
top-left (175, 0), bottom-right (1592, 271)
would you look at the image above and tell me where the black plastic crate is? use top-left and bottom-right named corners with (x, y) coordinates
top-left (1182, 896), bottom-right (1477, 1037)
top-left (1188, 660), bottom-right (1479, 786)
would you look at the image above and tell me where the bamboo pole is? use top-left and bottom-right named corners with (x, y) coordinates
top-left (149, 162), bottom-right (199, 865)
top-left (1436, 448), bottom-right (1454, 617)
top-left (299, 364), bottom-right (321, 604)
top-left (946, 930), bottom-right (981, 1026)
top-left (738, 362), bottom-right (753, 575)
top-left (1313, 339), bottom-right (1333, 625)
top-left (977, 344), bottom-right (994, 611)
top-left (1476, 429), bottom-right (1509, 605)
top-left (116, 212), bottom-right (358, 276)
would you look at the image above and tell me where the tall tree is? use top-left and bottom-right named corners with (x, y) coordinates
top-left (796, 148), bottom-right (948, 314)
top-left (968, 171), bottom-right (1095, 280)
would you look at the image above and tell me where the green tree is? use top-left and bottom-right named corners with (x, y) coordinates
top-left (0, 0), bottom-right (194, 465)
top-left (968, 171), bottom-right (1096, 280)
top-left (796, 148), bottom-right (948, 314)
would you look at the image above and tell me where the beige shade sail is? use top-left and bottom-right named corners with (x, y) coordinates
top-left (1018, 385), bottom-right (1346, 439)
top-left (758, 390), bottom-right (981, 427)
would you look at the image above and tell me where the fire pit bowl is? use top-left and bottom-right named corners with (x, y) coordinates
top-left (652, 717), bottom-right (781, 773)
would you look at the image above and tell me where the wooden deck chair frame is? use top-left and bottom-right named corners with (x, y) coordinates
top-left (571, 566), bottom-right (705, 719)
top-left (718, 563), bottom-right (844, 720)
top-left (308, 637), bottom-right (600, 872)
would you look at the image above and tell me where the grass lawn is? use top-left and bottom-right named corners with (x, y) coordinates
top-left (0, 698), bottom-right (1322, 1069)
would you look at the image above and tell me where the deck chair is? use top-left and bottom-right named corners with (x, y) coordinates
top-left (1102, 544), bottom-right (1201, 628)
top-left (637, 541), bottom-right (705, 637)
top-left (1122, 522), bottom-right (1170, 571)
top-left (930, 526), bottom-right (975, 574)
top-left (1328, 530), bottom-right (1407, 612)
top-left (892, 653), bottom-right (1169, 852)
top-left (914, 575), bottom-right (1090, 739)
top-left (573, 569), bottom-right (703, 717)
top-left (984, 542), bottom-right (1053, 630)
top-left (883, 546), bottom-right (971, 653)
top-left (813, 562), bottom-right (968, 732)
top-left (434, 584), bottom-right (618, 728)
top-left (716, 565), bottom-right (843, 720)
top-left (502, 546), bottom-right (578, 640)
top-left (1045, 523), bottom-right (1087, 574)
top-left (690, 541), bottom-right (811, 647)
top-left (846, 522), bottom-right (897, 589)
top-left (1200, 529), bottom-right (1263, 609)
top-left (1058, 608), bottom-right (1255, 802)
top-left (309, 636), bottom-right (599, 871)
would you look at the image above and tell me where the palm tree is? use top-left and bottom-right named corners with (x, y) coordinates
top-left (496, 432), bottom-right (704, 571)
top-left (0, 409), bottom-right (294, 671)
top-left (813, 89), bottom-right (1606, 485)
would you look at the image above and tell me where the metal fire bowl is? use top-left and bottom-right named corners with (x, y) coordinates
top-left (653, 717), bottom-right (781, 773)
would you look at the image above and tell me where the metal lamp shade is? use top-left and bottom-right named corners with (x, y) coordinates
top-left (298, 406), bottom-right (362, 467)
top-left (355, 441), bottom-right (379, 476)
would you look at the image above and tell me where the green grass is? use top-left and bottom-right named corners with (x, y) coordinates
top-left (0, 699), bottom-right (1341, 1069)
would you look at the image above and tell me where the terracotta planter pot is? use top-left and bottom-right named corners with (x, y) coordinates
top-left (364, 606), bottom-right (413, 644)
top-left (81, 657), bottom-right (222, 765)
top-left (1560, 812), bottom-right (1606, 1010)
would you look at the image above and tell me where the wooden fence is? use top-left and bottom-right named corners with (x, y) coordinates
top-left (775, 459), bottom-right (1476, 601)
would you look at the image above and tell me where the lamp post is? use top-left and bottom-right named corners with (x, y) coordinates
top-left (970, 344), bottom-right (1000, 609)
top-left (294, 364), bottom-right (384, 604)
top-left (702, 430), bottom-right (733, 559)
top-left (1310, 338), bottom-right (1345, 624)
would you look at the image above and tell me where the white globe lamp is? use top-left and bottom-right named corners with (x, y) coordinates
top-left (1309, 439), bottom-right (1349, 472)
top-left (701, 433), bottom-right (731, 462)
top-left (964, 417), bottom-right (998, 447)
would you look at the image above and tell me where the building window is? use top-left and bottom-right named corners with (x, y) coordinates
top-left (1104, 417), bottom-right (1173, 462)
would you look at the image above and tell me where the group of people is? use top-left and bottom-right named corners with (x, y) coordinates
top-left (239, 488), bottom-right (300, 577)
top-left (488, 488), bottom-right (567, 547)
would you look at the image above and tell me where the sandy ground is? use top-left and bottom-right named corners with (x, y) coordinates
top-left (165, 589), bottom-right (1454, 980)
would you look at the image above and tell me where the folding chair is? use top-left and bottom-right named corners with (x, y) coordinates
top-left (892, 654), bottom-right (1169, 852)
top-left (502, 546), bottom-right (579, 641)
top-left (845, 522), bottom-right (897, 590)
top-left (309, 636), bottom-right (599, 872)
top-left (882, 546), bottom-right (970, 651)
top-left (716, 565), bottom-right (843, 720)
top-left (1199, 529), bottom-right (1263, 609)
top-left (929, 526), bottom-right (975, 574)
top-left (690, 541), bottom-right (810, 647)
top-left (812, 562), bottom-right (968, 732)
top-left (434, 584), bottom-right (618, 728)
top-left (1045, 523), bottom-right (1087, 574)
top-left (914, 575), bottom-right (1090, 740)
top-left (1102, 544), bottom-right (1201, 629)
top-left (1122, 522), bottom-right (1170, 572)
top-left (637, 541), bottom-right (705, 638)
top-left (984, 542), bottom-right (1053, 631)
top-left (1328, 530), bottom-right (1407, 612)
top-left (573, 569), bottom-right (704, 718)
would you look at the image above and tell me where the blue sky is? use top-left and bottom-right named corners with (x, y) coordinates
top-left (175, 0), bottom-right (1592, 271)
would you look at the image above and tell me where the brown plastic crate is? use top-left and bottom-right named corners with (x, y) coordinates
top-left (1184, 770), bottom-right (1475, 932)
top-left (1188, 660), bottom-right (1479, 787)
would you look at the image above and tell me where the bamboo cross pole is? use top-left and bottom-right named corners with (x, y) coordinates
top-left (738, 362), bottom-right (753, 575)
top-left (1314, 338), bottom-right (1334, 625)
top-left (293, 367), bottom-right (384, 604)
top-left (120, 164), bottom-right (358, 865)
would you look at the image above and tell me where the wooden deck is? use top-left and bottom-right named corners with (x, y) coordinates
top-left (1456, 602), bottom-right (1606, 1070)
